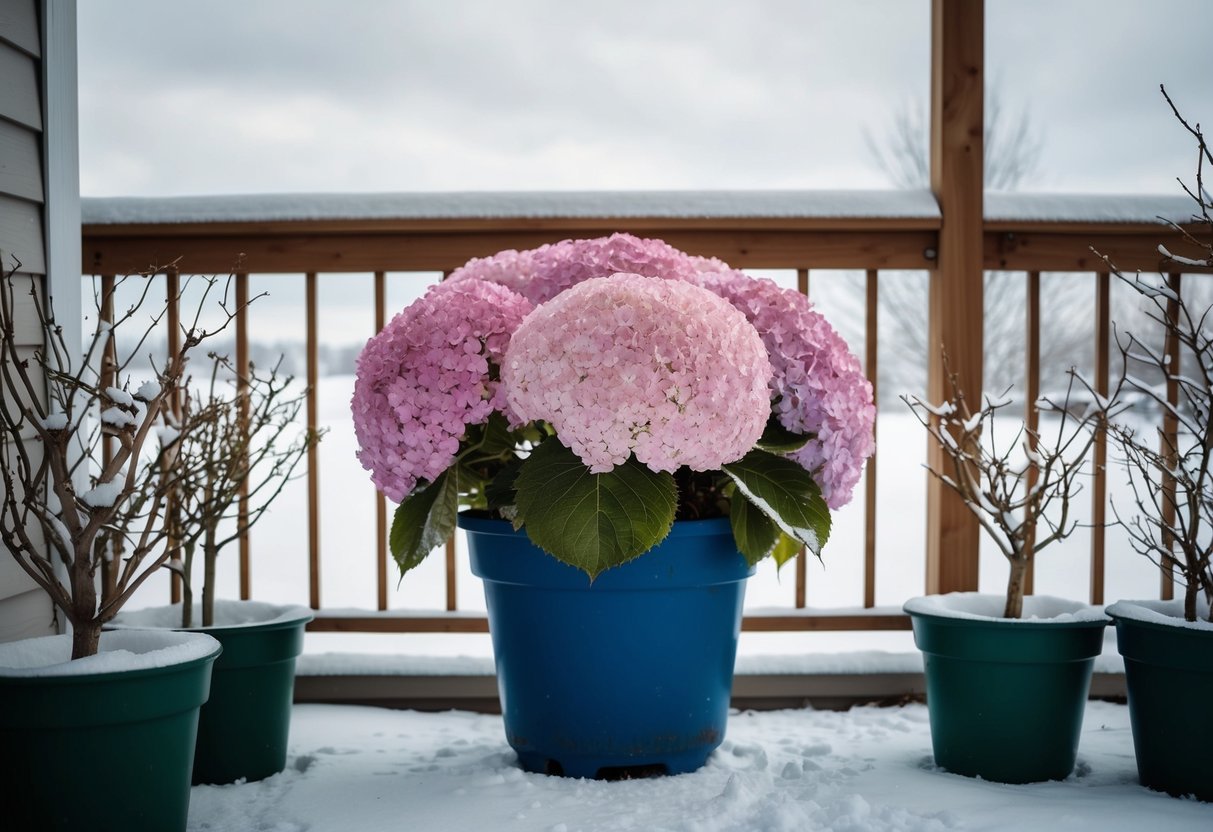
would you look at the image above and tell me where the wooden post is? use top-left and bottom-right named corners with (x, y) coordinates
top-left (926, 0), bottom-right (984, 595)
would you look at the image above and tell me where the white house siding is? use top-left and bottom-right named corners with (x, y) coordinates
top-left (0, 0), bottom-right (54, 641)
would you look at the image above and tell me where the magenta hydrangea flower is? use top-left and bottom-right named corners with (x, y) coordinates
top-left (446, 233), bottom-right (701, 306)
top-left (351, 279), bottom-right (533, 502)
top-left (692, 260), bottom-right (875, 509)
top-left (503, 273), bottom-right (772, 474)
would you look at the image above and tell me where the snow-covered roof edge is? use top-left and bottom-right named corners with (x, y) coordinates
top-left (82, 190), bottom-right (941, 225)
top-left (82, 190), bottom-right (1203, 227)
top-left (985, 192), bottom-right (1197, 225)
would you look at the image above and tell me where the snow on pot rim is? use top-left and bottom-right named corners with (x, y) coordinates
top-left (1106, 598), bottom-right (1213, 632)
top-left (904, 592), bottom-right (1109, 626)
top-left (0, 629), bottom-right (220, 678)
top-left (111, 599), bottom-right (314, 631)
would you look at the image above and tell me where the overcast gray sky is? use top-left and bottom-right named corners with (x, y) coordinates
top-left (77, 0), bottom-right (1213, 198)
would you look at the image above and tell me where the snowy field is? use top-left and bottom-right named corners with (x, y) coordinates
top-left (186, 702), bottom-right (1212, 832)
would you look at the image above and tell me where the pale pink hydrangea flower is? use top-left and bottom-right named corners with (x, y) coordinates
top-left (692, 260), bottom-right (876, 509)
top-left (351, 279), bottom-right (532, 502)
top-left (446, 233), bottom-right (700, 306)
top-left (503, 273), bottom-right (772, 473)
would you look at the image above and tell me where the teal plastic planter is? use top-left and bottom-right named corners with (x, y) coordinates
top-left (462, 514), bottom-right (753, 779)
top-left (1108, 601), bottom-right (1213, 802)
top-left (0, 630), bottom-right (220, 832)
top-left (112, 600), bottom-right (312, 785)
top-left (906, 595), bottom-right (1108, 784)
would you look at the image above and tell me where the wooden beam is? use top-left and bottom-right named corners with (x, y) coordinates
top-left (985, 229), bottom-right (1211, 273)
top-left (926, 0), bottom-right (984, 595)
top-left (81, 228), bottom-right (938, 275)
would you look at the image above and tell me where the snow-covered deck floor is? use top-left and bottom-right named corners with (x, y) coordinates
top-left (189, 702), bottom-right (1211, 831)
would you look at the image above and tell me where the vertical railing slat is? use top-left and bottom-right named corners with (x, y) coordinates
top-left (236, 273), bottom-right (251, 600)
top-left (795, 268), bottom-right (809, 609)
top-left (1160, 272), bottom-right (1182, 601)
top-left (864, 269), bottom-right (878, 608)
top-left (1023, 271), bottom-right (1040, 596)
top-left (375, 271), bottom-right (388, 612)
top-left (99, 275), bottom-right (118, 600)
top-left (306, 272), bottom-right (320, 610)
top-left (1090, 272), bottom-right (1110, 605)
top-left (441, 270), bottom-right (458, 612)
top-left (165, 268), bottom-right (182, 605)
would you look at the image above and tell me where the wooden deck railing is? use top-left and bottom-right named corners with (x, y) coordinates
top-left (80, 190), bottom-right (1209, 636)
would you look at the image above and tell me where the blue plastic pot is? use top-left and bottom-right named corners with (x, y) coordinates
top-left (462, 514), bottom-right (753, 779)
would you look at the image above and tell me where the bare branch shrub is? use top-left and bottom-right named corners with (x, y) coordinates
top-left (1095, 86), bottom-right (1213, 623)
top-left (0, 261), bottom-right (236, 658)
top-left (904, 356), bottom-right (1113, 618)
top-left (167, 352), bottom-right (322, 627)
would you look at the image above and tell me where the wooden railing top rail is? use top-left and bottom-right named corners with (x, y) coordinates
top-left (80, 190), bottom-right (1208, 276)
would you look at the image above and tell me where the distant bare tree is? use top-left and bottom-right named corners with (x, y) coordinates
top-left (864, 90), bottom-right (1091, 402)
top-left (865, 92), bottom-right (1042, 190)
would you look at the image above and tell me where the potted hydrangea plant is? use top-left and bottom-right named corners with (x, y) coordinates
top-left (0, 262), bottom-right (225, 831)
top-left (902, 360), bottom-right (1112, 783)
top-left (111, 349), bottom-right (320, 785)
top-left (351, 233), bottom-right (874, 778)
top-left (1101, 87), bottom-right (1213, 802)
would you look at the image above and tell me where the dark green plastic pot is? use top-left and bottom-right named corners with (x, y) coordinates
top-left (905, 594), bottom-right (1108, 784)
top-left (1108, 601), bottom-right (1213, 802)
top-left (0, 630), bottom-right (220, 832)
top-left (112, 600), bottom-right (312, 785)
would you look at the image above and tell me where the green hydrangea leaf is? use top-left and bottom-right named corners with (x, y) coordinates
top-left (771, 532), bottom-right (803, 569)
top-left (513, 439), bottom-right (676, 579)
top-left (722, 449), bottom-right (831, 558)
top-left (389, 468), bottom-right (458, 577)
top-left (730, 492), bottom-right (780, 566)
top-left (755, 413), bottom-right (812, 454)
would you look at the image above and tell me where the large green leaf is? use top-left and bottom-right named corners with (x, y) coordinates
top-left (722, 449), bottom-right (831, 558)
top-left (389, 469), bottom-right (458, 577)
top-left (513, 439), bottom-right (676, 578)
top-left (730, 493), bottom-right (780, 566)
top-left (730, 492), bottom-right (809, 568)
top-left (755, 414), bottom-right (812, 454)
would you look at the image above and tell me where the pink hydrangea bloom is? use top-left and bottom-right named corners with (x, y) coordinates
top-left (351, 279), bottom-right (533, 502)
top-left (503, 273), bottom-right (772, 473)
top-left (692, 260), bottom-right (876, 509)
top-left (446, 233), bottom-right (700, 306)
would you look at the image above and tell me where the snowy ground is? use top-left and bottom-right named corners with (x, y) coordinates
top-left (187, 702), bottom-right (1211, 832)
